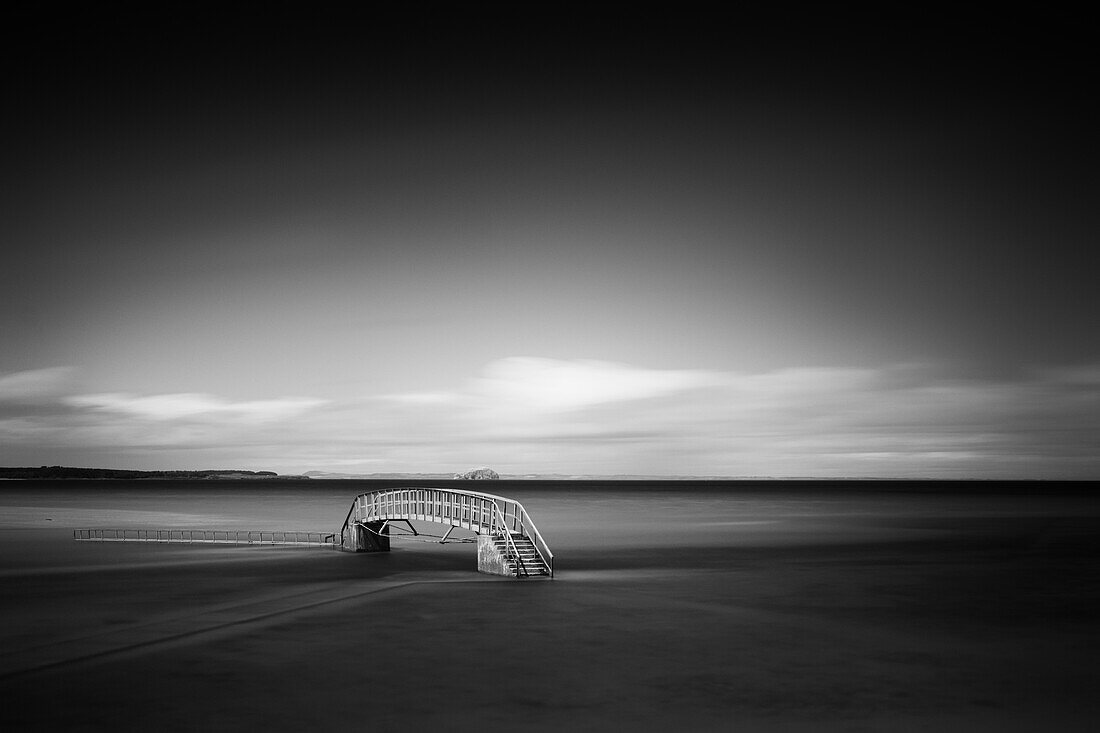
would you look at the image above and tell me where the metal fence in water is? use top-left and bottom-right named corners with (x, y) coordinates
top-left (73, 528), bottom-right (336, 547)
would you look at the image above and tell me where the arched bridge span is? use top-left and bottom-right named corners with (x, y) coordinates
top-left (339, 487), bottom-right (553, 577)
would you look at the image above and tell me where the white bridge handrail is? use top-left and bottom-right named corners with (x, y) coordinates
top-left (73, 528), bottom-right (336, 546)
top-left (340, 487), bottom-right (554, 576)
top-left (489, 501), bottom-right (530, 576)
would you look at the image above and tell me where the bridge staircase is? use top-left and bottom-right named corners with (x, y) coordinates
top-left (494, 532), bottom-right (551, 576)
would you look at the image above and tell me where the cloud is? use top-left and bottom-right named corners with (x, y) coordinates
top-left (1037, 364), bottom-right (1100, 386)
top-left (65, 393), bottom-right (327, 423)
top-left (479, 357), bottom-right (728, 411)
top-left (392, 357), bottom-right (727, 413)
top-left (380, 391), bottom-right (461, 406)
top-left (1, 359), bottom-right (1098, 477)
top-left (0, 367), bottom-right (76, 402)
top-left (363, 359), bottom-right (1100, 478)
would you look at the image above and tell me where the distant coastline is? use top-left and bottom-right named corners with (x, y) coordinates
top-left (301, 470), bottom-right (860, 480)
top-left (0, 466), bottom-right (309, 480)
top-left (2, 466), bottom-right (1093, 484)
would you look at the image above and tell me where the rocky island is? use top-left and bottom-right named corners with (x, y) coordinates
top-left (453, 467), bottom-right (500, 480)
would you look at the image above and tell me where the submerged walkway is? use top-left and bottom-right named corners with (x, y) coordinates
top-left (72, 529), bottom-right (335, 546)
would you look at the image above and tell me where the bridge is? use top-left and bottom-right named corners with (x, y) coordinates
top-left (339, 487), bottom-right (554, 577)
top-left (75, 487), bottom-right (554, 578)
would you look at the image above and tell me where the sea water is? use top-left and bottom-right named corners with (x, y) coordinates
top-left (1, 479), bottom-right (1098, 731)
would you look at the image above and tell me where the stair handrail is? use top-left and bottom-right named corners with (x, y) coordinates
top-left (515, 503), bottom-right (554, 578)
top-left (488, 501), bottom-right (530, 576)
top-left (493, 498), bottom-right (554, 577)
top-left (339, 498), bottom-right (358, 545)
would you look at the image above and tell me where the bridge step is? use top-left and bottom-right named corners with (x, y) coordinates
top-left (491, 535), bottom-right (550, 576)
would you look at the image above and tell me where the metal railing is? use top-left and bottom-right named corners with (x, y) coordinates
top-left (73, 528), bottom-right (336, 546)
top-left (340, 487), bottom-right (554, 576)
top-left (487, 501), bottom-right (530, 576)
top-left (504, 500), bottom-right (555, 578)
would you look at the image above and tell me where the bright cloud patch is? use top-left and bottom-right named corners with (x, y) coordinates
top-left (477, 357), bottom-right (726, 411)
top-left (391, 357), bottom-right (726, 412)
top-left (66, 393), bottom-right (327, 422)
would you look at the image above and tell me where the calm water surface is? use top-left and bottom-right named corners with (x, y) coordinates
top-left (1, 480), bottom-right (1098, 731)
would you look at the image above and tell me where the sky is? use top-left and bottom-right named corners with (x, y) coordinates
top-left (1, 7), bottom-right (1097, 478)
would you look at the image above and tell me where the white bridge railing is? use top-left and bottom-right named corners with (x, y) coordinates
top-left (73, 528), bottom-right (336, 546)
top-left (341, 487), bottom-right (554, 577)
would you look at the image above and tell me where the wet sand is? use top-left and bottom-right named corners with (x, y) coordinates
top-left (1, 482), bottom-right (1098, 731)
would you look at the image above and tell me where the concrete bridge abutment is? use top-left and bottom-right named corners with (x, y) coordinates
top-left (477, 534), bottom-right (511, 576)
top-left (340, 521), bottom-right (390, 552)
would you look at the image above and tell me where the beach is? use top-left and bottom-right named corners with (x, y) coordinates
top-left (1, 480), bottom-right (1098, 731)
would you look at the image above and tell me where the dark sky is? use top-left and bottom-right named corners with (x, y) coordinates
top-left (1, 6), bottom-right (1097, 476)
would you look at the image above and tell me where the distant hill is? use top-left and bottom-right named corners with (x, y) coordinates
top-left (305, 468), bottom-right (504, 480)
top-left (306, 469), bottom-right (506, 480)
top-left (303, 470), bottom-right (763, 480)
top-left (303, 471), bottom-right (457, 480)
top-left (0, 466), bottom-right (305, 480)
